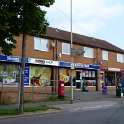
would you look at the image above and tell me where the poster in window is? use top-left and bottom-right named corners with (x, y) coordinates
top-left (59, 69), bottom-right (76, 86)
top-left (30, 65), bottom-right (51, 86)
top-left (0, 64), bottom-right (19, 85)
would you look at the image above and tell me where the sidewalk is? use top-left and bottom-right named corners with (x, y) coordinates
top-left (65, 89), bottom-right (120, 102)
top-left (0, 90), bottom-right (122, 110)
top-left (0, 90), bottom-right (124, 119)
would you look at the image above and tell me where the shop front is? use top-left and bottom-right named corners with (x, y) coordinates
top-left (75, 69), bottom-right (97, 88)
top-left (100, 68), bottom-right (121, 91)
top-left (59, 61), bottom-right (100, 91)
top-left (27, 58), bottom-right (59, 87)
top-left (74, 64), bottom-right (99, 91)
top-left (106, 68), bottom-right (121, 93)
top-left (59, 61), bottom-right (76, 86)
top-left (0, 55), bottom-right (21, 86)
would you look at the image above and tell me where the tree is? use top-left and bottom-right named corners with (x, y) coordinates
top-left (0, 0), bottom-right (55, 112)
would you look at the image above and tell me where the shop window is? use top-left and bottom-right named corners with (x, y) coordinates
top-left (83, 47), bottom-right (94, 58)
top-left (0, 64), bottom-right (20, 85)
top-left (34, 37), bottom-right (48, 52)
top-left (62, 43), bottom-right (71, 55)
top-left (78, 70), bottom-right (96, 86)
top-left (117, 53), bottom-right (124, 63)
top-left (30, 65), bottom-right (51, 86)
top-left (105, 72), bottom-right (119, 86)
top-left (102, 50), bottom-right (108, 60)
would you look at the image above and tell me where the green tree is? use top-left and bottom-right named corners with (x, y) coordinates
top-left (0, 0), bottom-right (55, 112)
top-left (0, 0), bottom-right (54, 54)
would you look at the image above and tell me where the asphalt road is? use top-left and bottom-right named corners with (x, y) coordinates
top-left (0, 101), bottom-right (124, 124)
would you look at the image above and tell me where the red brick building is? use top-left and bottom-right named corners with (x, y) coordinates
top-left (0, 27), bottom-right (124, 93)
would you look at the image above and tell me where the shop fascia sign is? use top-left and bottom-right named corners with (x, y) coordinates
top-left (28, 58), bottom-right (59, 66)
top-left (59, 61), bottom-right (100, 69)
top-left (108, 68), bottom-right (120, 72)
top-left (89, 64), bottom-right (100, 70)
top-left (7, 56), bottom-right (20, 62)
top-left (45, 60), bottom-right (59, 66)
top-left (0, 54), bottom-right (20, 62)
top-left (59, 61), bottom-right (71, 67)
top-left (74, 63), bottom-right (100, 69)
top-left (74, 63), bottom-right (90, 68)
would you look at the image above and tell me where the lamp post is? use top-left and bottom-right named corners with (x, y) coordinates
top-left (70, 0), bottom-right (74, 104)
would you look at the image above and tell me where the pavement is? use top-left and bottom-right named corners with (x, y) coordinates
top-left (0, 89), bottom-right (124, 119)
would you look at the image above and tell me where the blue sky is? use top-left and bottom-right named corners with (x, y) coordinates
top-left (44, 0), bottom-right (124, 49)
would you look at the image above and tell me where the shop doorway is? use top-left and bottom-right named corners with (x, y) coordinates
top-left (75, 69), bottom-right (97, 90)
top-left (75, 70), bottom-right (81, 88)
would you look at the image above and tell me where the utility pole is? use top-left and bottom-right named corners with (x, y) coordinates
top-left (70, 0), bottom-right (74, 104)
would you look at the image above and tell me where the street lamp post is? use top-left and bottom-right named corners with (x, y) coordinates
top-left (70, 0), bottom-right (74, 104)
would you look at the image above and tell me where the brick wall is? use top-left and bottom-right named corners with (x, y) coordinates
top-left (11, 35), bottom-right (124, 69)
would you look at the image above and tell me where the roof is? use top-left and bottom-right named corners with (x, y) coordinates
top-left (45, 27), bottom-right (124, 53)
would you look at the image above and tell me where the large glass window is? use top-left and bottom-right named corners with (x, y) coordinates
top-left (105, 72), bottom-right (121, 86)
top-left (30, 65), bottom-right (51, 86)
top-left (0, 64), bottom-right (20, 85)
top-left (34, 37), bottom-right (48, 51)
top-left (117, 53), bottom-right (124, 63)
top-left (83, 47), bottom-right (94, 58)
top-left (102, 50), bottom-right (108, 60)
top-left (75, 70), bottom-right (97, 87)
top-left (62, 43), bottom-right (70, 55)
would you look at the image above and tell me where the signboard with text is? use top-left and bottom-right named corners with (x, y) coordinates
top-left (28, 58), bottom-right (59, 66)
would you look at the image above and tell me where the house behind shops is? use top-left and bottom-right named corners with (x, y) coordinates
top-left (0, 27), bottom-right (124, 103)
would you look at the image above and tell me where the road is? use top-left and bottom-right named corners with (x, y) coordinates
top-left (0, 100), bottom-right (124, 124)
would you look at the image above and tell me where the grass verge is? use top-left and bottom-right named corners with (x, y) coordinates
top-left (0, 105), bottom-right (49, 116)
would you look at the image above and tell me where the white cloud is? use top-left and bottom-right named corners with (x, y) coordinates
top-left (45, 0), bottom-right (124, 35)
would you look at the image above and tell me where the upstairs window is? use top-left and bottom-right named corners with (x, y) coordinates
top-left (34, 37), bottom-right (48, 52)
top-left (102, 50), bottom-right (108, 60)
top-left (117, 53), bottom-right (124, 63)
top-left (62, 43), bottom-right (70, 55)
top-left (83, 47), bottom-right (94, 58)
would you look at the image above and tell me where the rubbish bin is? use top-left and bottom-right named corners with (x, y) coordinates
top-left (116, 85), bottom-right (122, 97)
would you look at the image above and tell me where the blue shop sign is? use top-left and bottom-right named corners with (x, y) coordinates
top-left (0, 55), bottom-right (7, 61)
top-left (7, 56), bottom-right (20, 62)
top-left (89, 64), bottom-right (100, 70)
top-left (59, 61), bottom-right (71, 67)
top-left (0, 55), bottom-right (21, 63)
top-left (24, 64), bottom-right (30, 86)
top-left (74, 63), bottom-right (100, 70)
top-left (74, 63), bottom-right (90, 68)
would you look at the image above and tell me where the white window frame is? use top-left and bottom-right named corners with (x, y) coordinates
top-left (62, 42), bottom-right (71, 55)
top-left (102, 50), bottom-right (108, 61)
top-left (34, 37), bottom-right (48, 52)
top-left (83, 47), bottom-right (94, 58)
top-left (117, 53), bottom-right (124, 63)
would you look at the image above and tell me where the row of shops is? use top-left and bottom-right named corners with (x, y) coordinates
top-left (0, 54), bottom-right (123, 91)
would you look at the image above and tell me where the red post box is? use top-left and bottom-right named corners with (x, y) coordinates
top-left (58, 80), bottom-right (64, 97)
